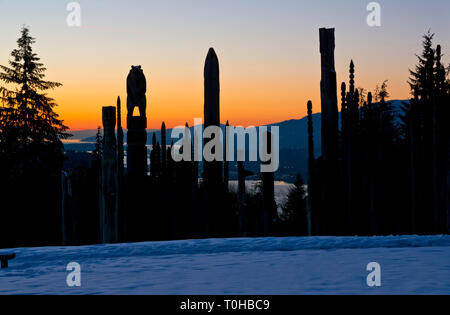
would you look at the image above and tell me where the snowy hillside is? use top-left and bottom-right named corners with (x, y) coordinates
top-left (1, 235), bottom-right (449, 295)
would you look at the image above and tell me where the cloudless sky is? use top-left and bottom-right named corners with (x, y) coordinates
top-left (0, 0), bottom-right (449, 130)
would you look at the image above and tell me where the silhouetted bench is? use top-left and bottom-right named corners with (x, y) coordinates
top-left (0, 253), bottom-right (16, 269)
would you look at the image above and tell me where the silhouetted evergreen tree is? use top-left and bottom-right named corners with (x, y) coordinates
top-left (408, 31), bottom-right (435, 98)
top-left (91, 126), bottom-right (103, 164)
top-left (357, 87), bottom-right (367, 106)
top-left (374, 80), bottom-right (390, 103)
top-left (280, 175), bottom-right (307, 236)
top-left (0, 26), bottom-right (70, 174)
top-left (0, 26), bottom-right (69, 247)
top-left (400, 31), bottom-right (450, 234)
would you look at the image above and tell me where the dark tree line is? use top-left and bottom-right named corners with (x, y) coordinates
top-left (401, 32), bottom-right (450, 234)
top-left (309, 31), bottom-right (450, 236)
top-left (1, 28), bottom-right (448, 249)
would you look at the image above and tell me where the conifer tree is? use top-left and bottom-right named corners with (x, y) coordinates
top-left (0, 26), bottom-right (70, 175)
top-left (91, 126), bottom-right (103, 163)
top-left (408, 31), bottom-right (435, 99)
top-left (378, 80), bottom-right (390, 103)
top-left (400, 31), bottom-right (450, 233)
top-left (400, 31), bottom-right (440, 138)
top-left (281, 175), bottom-right (307, 235)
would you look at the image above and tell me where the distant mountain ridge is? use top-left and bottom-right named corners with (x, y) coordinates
top-left (73, 115), bottom-right (321, 150)
top-left (71, 100), bottom-right (407, 153)
top-left (64, 100), bottom-right (408, 182)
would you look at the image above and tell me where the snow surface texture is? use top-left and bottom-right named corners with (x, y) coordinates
top-left (1, 235), bottom-right (449, 295)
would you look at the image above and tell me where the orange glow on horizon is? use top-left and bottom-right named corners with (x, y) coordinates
top-left (1, 0), bottom-right (448, 132)
top-left (56, 66), bottom-right (410, 131)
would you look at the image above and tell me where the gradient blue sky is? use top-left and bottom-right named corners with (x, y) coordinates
top-left (1, 0), bottom-right (449, 129)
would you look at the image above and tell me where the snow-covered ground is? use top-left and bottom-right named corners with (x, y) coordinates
top-left (1, 236), bottom-right (449, 295)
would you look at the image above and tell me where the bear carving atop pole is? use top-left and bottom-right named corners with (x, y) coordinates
top-left (126, 65), bottom-right (148, 178)
top-left (125, 65), bottom-right (148, 241)
top-left (127, 65), bottom-right (147, 118)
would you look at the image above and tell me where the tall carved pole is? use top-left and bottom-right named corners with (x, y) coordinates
top-left (341, 82), bottom-right (351, 231)
top-left (262, 131), bottom-right (276, 236)
top-left (409, 89), bottom-right (418, 234)
top-left (126, 66), bottom-right (148, 241)
top-left (319, 28), bottom-right (339, 162)
top-left (224, 120), bottom-right (230, 193)
top-left (117, 97), bottom-right (124, 179)
top-left (101, 106), bottom-right (118, 243)
top-left (116, 96), bottom-right (124, 240)
top-left (237, 160), bottom-right (247, 237)
top-left (307, 101), bottom-right (314, 236)
top-left (191, 130), bottom-right (199, 237)
top-left (150, 133), bottom-right (161, 179)
top-left (126, 66), bottom-right (148, 178)
top-left (367, 92), bottom-right (377, 235)
top-left (203, 48), bottom-right (223, 236)
top-left (204, 48), bottom-right (222, 187)
top-left (319, 28), bottom-right (340, 234)
top-left (161, 122), bottom-right (167, 178)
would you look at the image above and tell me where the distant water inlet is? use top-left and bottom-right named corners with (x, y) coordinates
top-left (63, 139), bottom-right (94, 144)
top-left (170, 120), bottom-right (280, 173)
top-left (229, 181), bottom-right (294, 213)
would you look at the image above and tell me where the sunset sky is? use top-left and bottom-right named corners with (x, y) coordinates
top-left (0, 0), bottom-right (449, 130)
